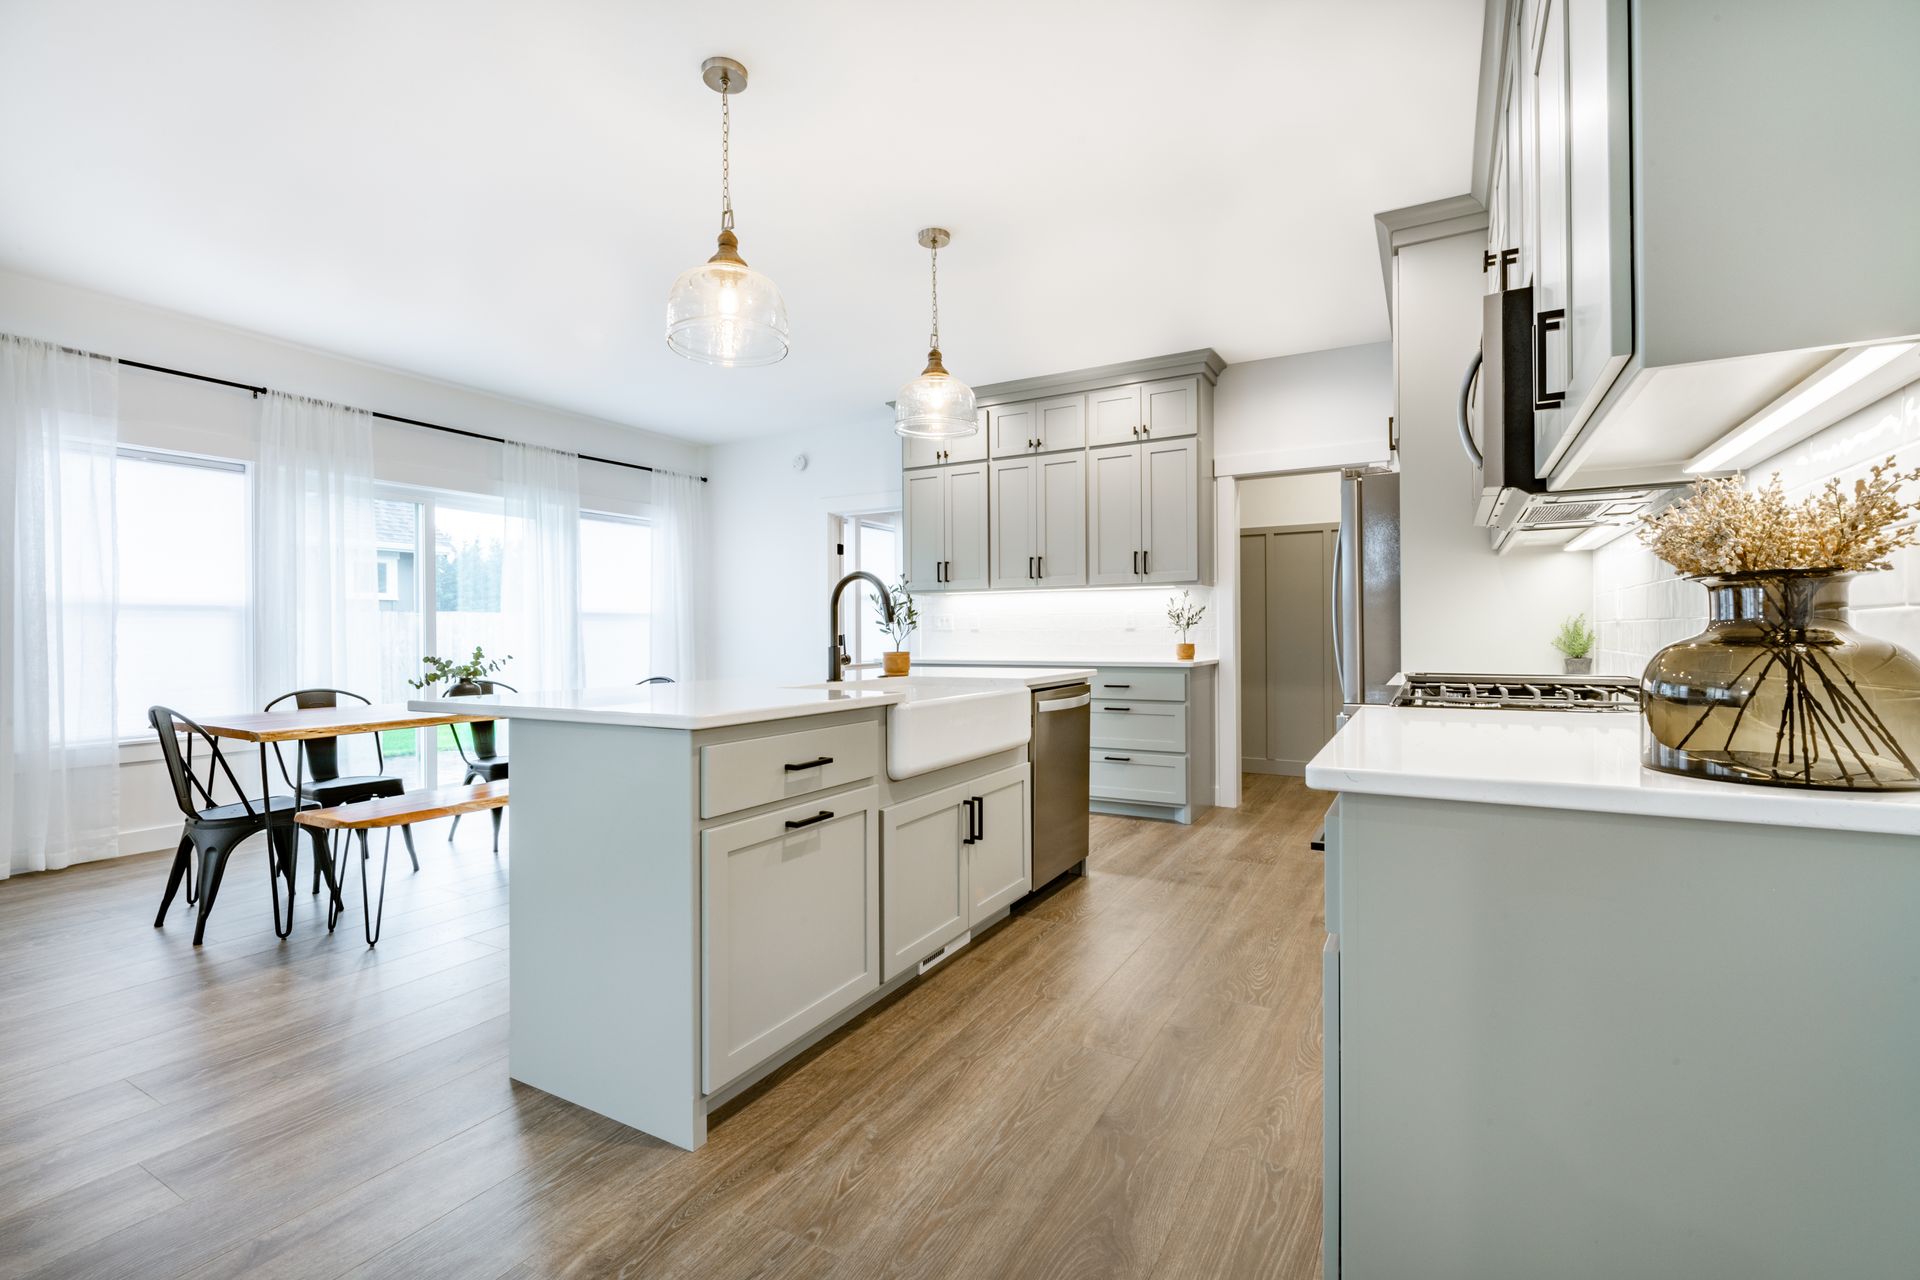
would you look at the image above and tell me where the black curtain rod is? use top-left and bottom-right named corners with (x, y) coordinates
top-left (114, 357), bottom-right (707, 482)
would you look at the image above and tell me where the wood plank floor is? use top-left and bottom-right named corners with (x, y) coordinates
top-left (0, 774), bottom-right (1328, 1280)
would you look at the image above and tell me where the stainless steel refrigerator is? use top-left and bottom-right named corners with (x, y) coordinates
top-left (1334, 468), bottom-right (1402, 720)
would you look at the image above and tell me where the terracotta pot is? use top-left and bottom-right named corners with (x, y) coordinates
top-left (1176, 642), bottom-right (1196, 661)
top-left (882, 651), bottom-right (911, 677)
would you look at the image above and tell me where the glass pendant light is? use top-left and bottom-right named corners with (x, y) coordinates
top-left (665, 57), bottom-right (790, 367)
top-left (895, 227), bottom-right (978, 438)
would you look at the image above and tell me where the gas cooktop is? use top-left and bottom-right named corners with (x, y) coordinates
top-left (1391, 672), bottom-right (1640, 712)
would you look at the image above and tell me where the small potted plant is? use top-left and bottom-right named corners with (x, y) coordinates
top-left (407, 646), bottom-right (511, 697)
top-left (1552, 615), bottom-right (1596, 675)
top-left (1166, 590), bottom-right (1206, 661)
top-left (876, 581), bottom-right (918, 676)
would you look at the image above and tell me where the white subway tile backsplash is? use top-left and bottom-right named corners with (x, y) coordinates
top-left (913, 585), bottom-right (1218, 662)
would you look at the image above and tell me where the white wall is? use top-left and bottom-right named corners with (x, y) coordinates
top-left (1594, 372), bottom-right (1920, 674)
top-left (1395, 231), bottom-right (1593, 673)
top-left (1238, 471), bottom-right (1342, 528)
top-left (3, 269), bottom-right (708, 860)
top-left (704, 417), bottom-right (903, 683)
top-left (1214, 341), bottom-right (1392, 478)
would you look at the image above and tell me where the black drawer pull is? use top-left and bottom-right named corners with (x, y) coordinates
top-left (1103, 755), bottom-right (1133, 762)
top-left (1102, 706), bottom-right (1131, 712)
top-left (784, 756), bottom-right (833, 772)
top-left (784, 810), bottom-right (834, 830)
top-left (1104, 683), bottom-right (1131, 689)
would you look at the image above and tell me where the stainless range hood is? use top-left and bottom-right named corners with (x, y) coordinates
top-left (1464, 285), bottom-right (1684, 551)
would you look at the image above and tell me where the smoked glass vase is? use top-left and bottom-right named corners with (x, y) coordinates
top-left (1640, 571), bottom-right (1920, 790)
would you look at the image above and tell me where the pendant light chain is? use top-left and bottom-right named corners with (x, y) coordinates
top-left (929, 244), bottom-right (940, 352)
top-left (719, 73), bottom-right (733, 232)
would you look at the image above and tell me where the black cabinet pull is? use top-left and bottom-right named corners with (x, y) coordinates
top-left (975, 795), bottom-right (985, 841)
top-left (1103, 705), bottom-right (1131, 712)
top-left (784, 810), bottom-right (834, 830)
top-left (1036, 555), bottom-right (1042, 578)
top-left (1533, 308), bottom-right (1566, 410)
top-left (1132, 550), bottom-right (1139, 574)
top-left (1028, 555), bottom-right (1036, 579)
top-left (1104, 683), bottom-right (1131, 689)
top-left (1142, 550), bottom-right (1149, 574)
top-left (1103, 755), bottom-right (1133, 762)
top-left (961, 796), bottom-right (978, 845)
top-left (784, 756), bottom-right (833, 772)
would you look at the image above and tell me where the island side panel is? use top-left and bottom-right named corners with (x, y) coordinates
top-left (1333, 791), bottom-right (1920, 1280)
top-left (507, 717), bottom-right (703, 1149)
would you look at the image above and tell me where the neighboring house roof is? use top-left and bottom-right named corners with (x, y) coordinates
top-left (374, 499), bottom-right (417, 550)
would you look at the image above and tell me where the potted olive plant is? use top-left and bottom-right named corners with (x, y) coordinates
top-left (407, 646), bottom-right (510, 697)
top-left (1552, 615), bottom-right (1596, 675)
top-left (1167, 590), bottom-right (1206, 661)
top-left (876, 582), bottom-right (918, 676)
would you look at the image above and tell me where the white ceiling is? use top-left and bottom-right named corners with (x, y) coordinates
top-left (0, 0), bottom-right (1483, 444)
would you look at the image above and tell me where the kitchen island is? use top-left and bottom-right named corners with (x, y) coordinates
top-left (1307, 707), bottom-right (1920, 1279)
top-left (411, 669), bottom-right (1092, 1150)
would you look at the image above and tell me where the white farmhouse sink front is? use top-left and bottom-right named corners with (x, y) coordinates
top-left (787, 677), bottom-right (1031, 779)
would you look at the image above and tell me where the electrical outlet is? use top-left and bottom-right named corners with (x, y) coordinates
top-left (935, 616), bottom-right (954, 632)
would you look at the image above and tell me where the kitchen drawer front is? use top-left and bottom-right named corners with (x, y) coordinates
top-left (1090, 750), bottom-right (1188, 807)
top-left (1092, 668), bottom-right (1187, 703)
top-left (699, 721), bottom-right (880, 820)
top-left (1090, 699), bottom-right (1186, 753)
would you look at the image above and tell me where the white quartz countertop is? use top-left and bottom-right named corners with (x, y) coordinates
top-left (407, 668), bottom-right (1095, 732)
top-left (916, 656), bottom-right (1217, 670)
top-left (1305, 706), bottom-right (1920, 837)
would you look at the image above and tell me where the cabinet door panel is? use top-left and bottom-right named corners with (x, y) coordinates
top-left (903, 469), bottom-right (946, 592)
top-left (1530, 0), bottom-right (1572, 473)
top-left (990, 402), bottom-right (1036, 457)
top-left (902, 435), bottom-right (941, 470)
top-left (1088, 384), bottom-right (1144, 447)
top-left (702, 790), bottom-right (880, 1092)
top-left (990, 458), bottom-right (1038, 588)
top-left (1139, 377), bottom-right (1199, 439)
top-left (1034, 394), bottom-right (1087, 452)
top-left (881, 784), bottom-right (970, 981)
top-left (1141, 437), bottom-right (1199, 583)
top-left (1087, 444), bottom-right (1143, 585)
top-left (946, 410), bottom-right (989, 465)
top-left (1035, 452), bottom-right (1086, 588)
top-left (944, 464), bottom-right (990, 591)
top-left (968, 765), bottom-right (1030, 926)
top-left (1562, 0), bottom-right (1632, 449)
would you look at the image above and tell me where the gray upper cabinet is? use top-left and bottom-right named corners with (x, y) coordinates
top-left (1480, 0), bottom-right (1916, 485)
top-left (991, 452), bottom-right (1086, 588)
top-left (905, 351), bottom-right (1220, 594)
top-left (902, 409), bottom-right (988, 470)
top-left (903, 463), bottom-right (988, 593)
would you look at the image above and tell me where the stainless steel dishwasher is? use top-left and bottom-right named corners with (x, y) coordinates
top-left (1030, 680), bottom-right (1091, 889)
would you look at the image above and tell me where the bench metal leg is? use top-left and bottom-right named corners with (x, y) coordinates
top-left (358, 828), bottom-right (392, 947)
top-left (447, 813), bottom-right (461, 842)
top-left (401, 823), bottom-right (419, 872)
top-left (490, 807), bottom-right (502, 854)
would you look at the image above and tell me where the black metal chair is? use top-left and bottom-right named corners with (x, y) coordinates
top-left (447, 680), bottom-right (514, 852)
top-left (637, 676), bottom-right (675, 685)
top-left (150, 706), bottom-right (338, 945)
top-left (264, 688), bottom-right (420, 889)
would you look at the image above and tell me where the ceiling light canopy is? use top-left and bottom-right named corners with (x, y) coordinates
top-left (665, 57), bottom-right (790, 368)
top-left (895, 227), bottom-right (978, 439)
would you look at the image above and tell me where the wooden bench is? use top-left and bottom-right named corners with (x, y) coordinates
top-left (297, 780), bottom-right (508, 944)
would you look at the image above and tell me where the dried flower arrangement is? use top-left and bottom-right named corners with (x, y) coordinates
top-left (1638, 457), bottom-right (1920, 576)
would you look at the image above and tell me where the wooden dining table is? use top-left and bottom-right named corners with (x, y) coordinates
top-left (189, 704), bottom-right (494, 937)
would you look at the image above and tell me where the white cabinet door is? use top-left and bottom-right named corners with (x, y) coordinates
top-left (1141, 437), bottom-right (1199, 583)
top-left (880, 783), bottom-right (971, 981)
top-left (967, 765), bottom-right (1030, 926)
top-left (1035, 451), bottom-right (1086, 588)
top-left (1034, 394), bottom-right (1087, 452)
top-left (1530, 0), bottom-right (1572, 474)
top-left (903, 469), bottom-right (946, 592)
top-left (947, 410), bottom-right (989, 465)
top-left (990, 402), bottom-right (1036, 457)
top-left (1139, 377), bottom-right (1199, 439)
top-left (1088, 383), bottom-right (1144, 447)
top-left (990, 457), bottom-right (1039, 588)
top-left (702, 789), bottom-right (880, 1092)
top-left (1562, 0), bottom-right (1632, 449)
top-left (1088, 444), bottom-right (1143, 585)
top-left (902, 435), bottom-right (941, 470)
top-left (944, 463), bottom-right (990, 592)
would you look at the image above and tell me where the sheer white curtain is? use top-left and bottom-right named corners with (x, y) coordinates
top-left (649, 470), bottom-right (706, 684)
top-left (2, 337), bottom-right (121, 878)
top-left (502, 441), bottom-right (582, 692)
top-left (252, 392), bottom-right (380, 703)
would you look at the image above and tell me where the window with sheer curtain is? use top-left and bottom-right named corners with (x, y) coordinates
top-left (581, 513), bottom-right (653, 685)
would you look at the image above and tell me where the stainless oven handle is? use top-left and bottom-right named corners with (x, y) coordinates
top-left (1037, 691), bottom-right (1091, 713)
top-left (1457, 349), bottom-right (1484, 469)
